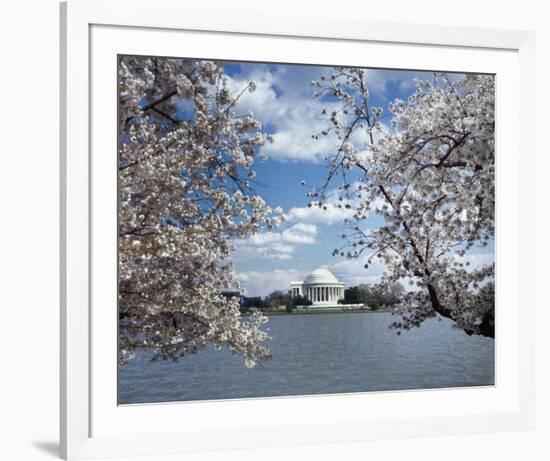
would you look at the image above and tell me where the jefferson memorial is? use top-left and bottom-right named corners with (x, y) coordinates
top-left (290, 268), bottom-right (345, 306)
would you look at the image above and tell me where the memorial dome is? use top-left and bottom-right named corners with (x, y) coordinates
top-left (304, 268), bottom-right (339, 285)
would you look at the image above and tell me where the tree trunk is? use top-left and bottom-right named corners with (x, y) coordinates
top-left (427, 283), bottom-right (495, 339)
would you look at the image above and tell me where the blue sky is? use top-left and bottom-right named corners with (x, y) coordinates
top-left (218, 61), bottom-right (494, 297)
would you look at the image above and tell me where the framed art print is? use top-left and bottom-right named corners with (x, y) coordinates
top-left (60, 1), bottom-right (535, 459)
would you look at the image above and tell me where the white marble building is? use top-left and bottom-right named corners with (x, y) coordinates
top-left (290, 268), bottom-right (345, 306)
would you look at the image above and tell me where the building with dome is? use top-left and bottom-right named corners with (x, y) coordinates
top-left (290, 268), bottom-right (345, 306)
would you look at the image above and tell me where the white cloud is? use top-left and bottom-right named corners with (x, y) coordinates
top-left (455, 252), bottom-right (495, 270)
top-left (226, 70), bottom-right (279, 119)
top-left (285, 203), bottom-right (355, 225)
top-left (283, 182), bottom-right (384, 225)
top-left (232, 222), bottom-right (318, 261)
top-left (258, 102), bottom-right (339, 162)
top-left (226, 66), bottom-right (342, 163)
top-left (364, 69), bottom-right (431, 99)
top-left (225, 65), bottom-right (438, 164)
top-left (328, 255), bottom-right (386, 287)
top-left (236, 269), bottom-right (307, 297)
top-left (281, 222), bottom-right (318, 243)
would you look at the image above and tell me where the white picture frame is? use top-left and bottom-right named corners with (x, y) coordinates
top-left (60, 0), bottom-right (535, 459)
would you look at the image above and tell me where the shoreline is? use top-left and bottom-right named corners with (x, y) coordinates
top-left (243, 308), bottom-right (392, 317)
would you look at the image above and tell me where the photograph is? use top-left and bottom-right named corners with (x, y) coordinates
top-left (117, 55), bottom-right (495, 405)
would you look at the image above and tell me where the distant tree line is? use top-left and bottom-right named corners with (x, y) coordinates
top-left (234, 282), bottom-right (405, 313)
top-left (236, 290), bottom-right (312, 313)
top-left (338, 282), bottom-right (405, 310)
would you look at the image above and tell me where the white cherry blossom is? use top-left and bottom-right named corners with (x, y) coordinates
top-left (118, 56), bottom-right (277, 366)
top-left (313, 69), bottom-right (495, 337)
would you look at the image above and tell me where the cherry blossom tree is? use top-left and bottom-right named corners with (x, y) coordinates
top-left (312, 69), bottom-right (495, 338)
top-left (118, 56), bottom-right (279, 366)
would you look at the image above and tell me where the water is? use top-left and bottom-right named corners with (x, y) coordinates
top-left (118, 312), bottom-right (494, 404)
